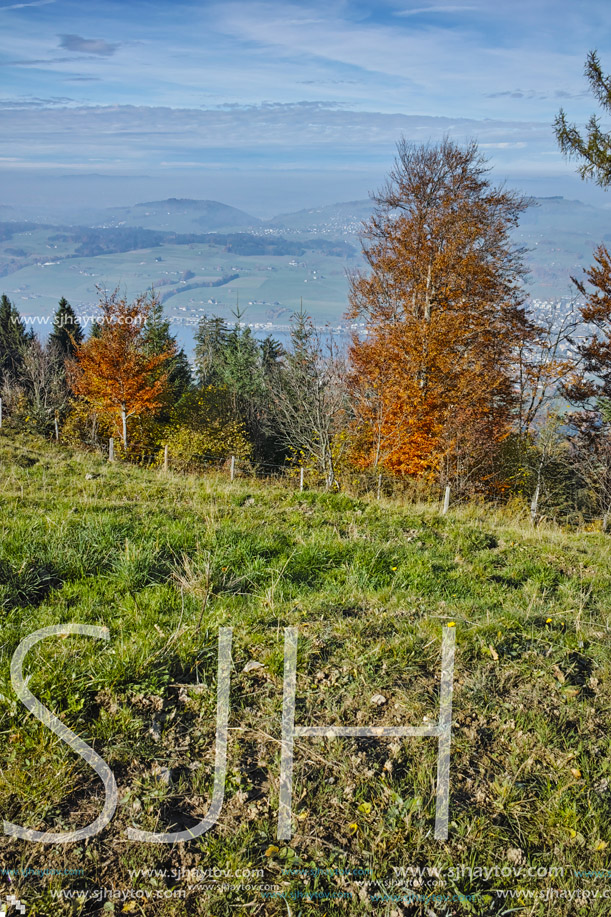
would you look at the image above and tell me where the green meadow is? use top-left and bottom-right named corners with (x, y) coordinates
top-left (1, 433), bottom-right (611, 914)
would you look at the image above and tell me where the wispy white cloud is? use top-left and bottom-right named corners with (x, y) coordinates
top-left (487, 88), bottom-right (590, 100)
top-left (207, 0), bottom-right (597, 121)
top-left (0, 0), bottom-right (54, 11)
top-left (395, 5), bottom-right (479, 16)
top-left (0, 94), bottom-right (76, 108)
top-left (4, 56), bottom-right (86, 66)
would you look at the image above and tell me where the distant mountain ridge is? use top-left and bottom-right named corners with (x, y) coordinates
top-left (265, 195), bottom-right (611, 299)
top-left (1, 195), bottom-right (610, 319)
top-left (269, 199), bottom-right (373, 232)
top-left (105, 198), bottom-right (260, 233)
top-left (270, 194), bottom-right (611, 234)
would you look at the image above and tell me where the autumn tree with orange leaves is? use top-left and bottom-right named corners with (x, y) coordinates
top-left (68, 290), bottom-right (175, 449)
top-left (347, 138), bottom-right (537, 492)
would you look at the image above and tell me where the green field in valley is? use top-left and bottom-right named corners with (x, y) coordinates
top-left (0, 229), bottom-right (359, 331)
top-left (2, 194), bottom-right (611, 340)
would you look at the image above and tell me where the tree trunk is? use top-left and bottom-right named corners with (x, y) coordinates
top-left (531, 447), bottom-right (548, 526)
top-left (323, 440), bottom-right (335, 490)
top-left (424, 262), bottom-right (432, 322)
top-left (121, 406), bottom-right (128, 450)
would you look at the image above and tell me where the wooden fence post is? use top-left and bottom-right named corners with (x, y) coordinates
top-left (377, 472), bottom-right (382, 501)
top-left (163, 444), bottom-right (169, 473)
top-left (300, 466), bottom-right (304, 492)
top-left (230, 455), bottom-right (236, 482)
top-left (108, 437), bottom-right (115, 463)
top-left (54, 414), bottom-right (59, 441)
top-left (442, 484), bottom-right (451, 514)
top-left (530, 483), bottom-right (540, 526)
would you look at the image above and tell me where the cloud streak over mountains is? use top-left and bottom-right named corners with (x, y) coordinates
top-left (0, 102), bottom-right (565, 179)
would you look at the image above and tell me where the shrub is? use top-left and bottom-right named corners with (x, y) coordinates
top-left (161, 387), bottom-right (251, 472)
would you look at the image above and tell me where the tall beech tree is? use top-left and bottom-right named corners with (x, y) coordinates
top-left (68, 290), bottom-right (174, 449)
top-left (347, 139), bottom-right (535, 488)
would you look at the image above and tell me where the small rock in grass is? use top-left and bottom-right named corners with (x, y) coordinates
top-left (370, 693), bottom-right (387, 706)
top-left (506, 847), bottom-right (524, 865)
top-left (243, 659), bottom-right (265, 673)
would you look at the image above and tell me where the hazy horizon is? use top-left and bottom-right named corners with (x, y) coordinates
top-left (3, 168), bottom-right (611, 224)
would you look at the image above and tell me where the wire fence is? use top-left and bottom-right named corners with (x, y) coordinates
top-left (3, 422), bottom-right (593, 523)
top-left (83, 436), bottom-right (457, 510)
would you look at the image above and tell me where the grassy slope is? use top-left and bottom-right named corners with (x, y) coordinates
top-left (0, 434), bottom-right (610, 915)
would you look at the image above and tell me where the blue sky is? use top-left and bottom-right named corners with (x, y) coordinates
top-left (2, 0), bottom-right (611, 214)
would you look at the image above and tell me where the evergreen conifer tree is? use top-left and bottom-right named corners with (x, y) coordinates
top-left (555, 51), bottom-right (611, 186)
top-left (142, 295), bottom-right (192, 405)
top-left (48, 297), bottom-right (84, 363)
top-left (194, 315), bottom-right (228, 386)
top-left (0, 294), bottom-right (31, 384)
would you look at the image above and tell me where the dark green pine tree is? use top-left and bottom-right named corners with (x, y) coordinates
top-left (194, 311), bottom-right (287, 463)
top-left (142, 295), bottom-right (192, 406)
top-left (48, 297), bottom-right (84, 362)
top-left (194, 314), bottom-right (228, 386)
top-left (260, 335), bottom-right (284, 374)
top-left (0, 294), bottom-right (31, 384)
top-left (222, 309), bottom-right (266, 412)
top-left (256, 333), bottom-right (287, 465)
top-left (555, 51), bottom-right (611, 186)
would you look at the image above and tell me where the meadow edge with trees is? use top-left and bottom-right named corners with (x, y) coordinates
top-left (3, 126), bottom-right (611, 525)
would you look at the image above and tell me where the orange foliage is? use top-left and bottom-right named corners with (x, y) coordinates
top-left (565, 244), bottom-right (611, 405)
top-left (67, 290), bottom-right (174, 446)
top-left (347, 139), bottom-right (536, 486)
